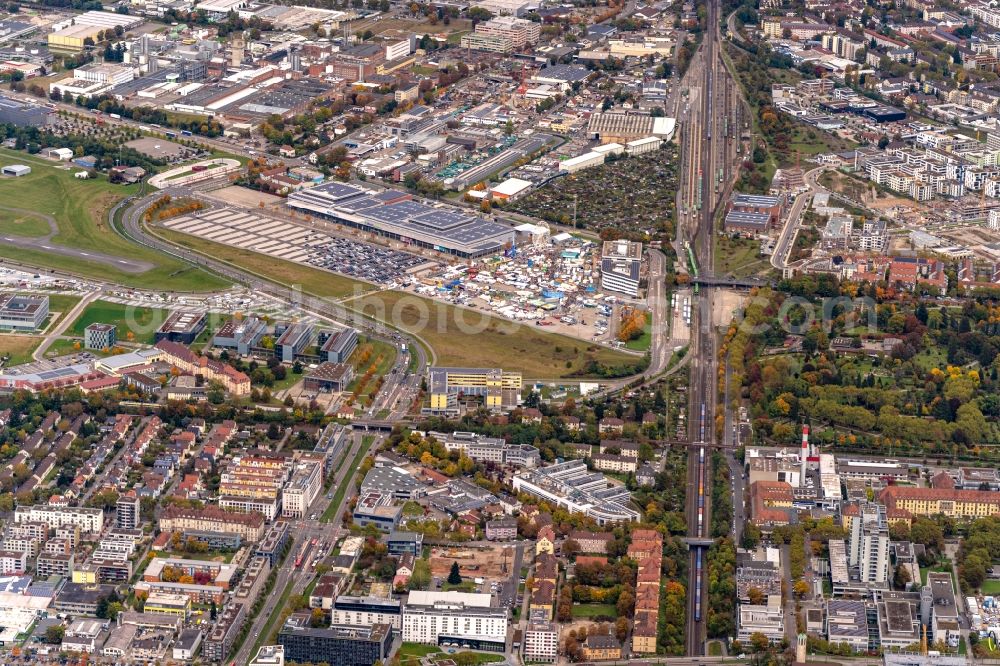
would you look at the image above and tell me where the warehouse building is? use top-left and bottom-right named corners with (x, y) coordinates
top-left (0, 95), bottom-right (50, 128)
top-left (288, 182), bottom-right (515, 258)
top-left (0, 164), bottom-right (30, 177)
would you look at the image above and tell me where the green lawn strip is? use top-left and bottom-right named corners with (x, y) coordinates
top-left (320, 435), bottom-right (375, 523)
top-left (625, 315), bottom-right (652, 351)
top-left (571, 603), bottom-right (616, 618)
top-left (67, 300), bottom-right (172, 345)
top-left (248, 575), bottom-right (296, 658)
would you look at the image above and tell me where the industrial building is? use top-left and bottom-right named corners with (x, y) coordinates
top-left (512, 459), bottom-right (641, 524)
top-left (287, 182), bottom-right (515, 258)
top-left (0, 95), bottom-right (50, 128)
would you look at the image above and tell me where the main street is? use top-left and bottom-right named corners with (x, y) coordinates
top-left (230, 428), bottom-right (382, 666)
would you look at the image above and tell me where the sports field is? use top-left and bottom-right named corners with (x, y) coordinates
top-left (0, 148), bottom-right (228, 292)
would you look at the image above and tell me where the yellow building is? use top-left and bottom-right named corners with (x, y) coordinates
top-left (48, 25), bottom-right (104, 51)
top-left (880, 487), bottom-right (1000, 520)
top-left (582, 634), bottom-right (622, 661)
top-left (143, 592), bottom-right (191, 618)
top-left (427, 366), bottom-right (522, 413)
top-left (536, 527), bottom-right (555, 555)
top-left (72, 566), bottom-right (98, 585)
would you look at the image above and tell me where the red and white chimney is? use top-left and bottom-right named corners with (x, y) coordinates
top-left (800, 425), bottom-right (809, 487)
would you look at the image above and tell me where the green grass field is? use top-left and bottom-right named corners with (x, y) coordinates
top-left (399, 643), bottom-right (441, 666)
top-left (0, 335), bottom-right (42, 365)
top-left (354, 290), bottom-right (639, 378)
top-left (67, 300), bottom-right (171, 344)
top-left (0, 148), bottom-right (228, 292)
top-left (625, 314), bottom-right (652, 351)
top-left (0, 208), bottom-right (51, 237)
top-left (571, 603), bottom-right (617, 619)
top-left (157, 227), bottom-right (639, 378)
top-left (981, 580), bottom-right (1000, 594)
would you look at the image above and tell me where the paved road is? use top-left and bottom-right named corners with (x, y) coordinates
top-left (32, 289), bottom-right (100, 361)
top-left (770, 166), bottom-right (827, 271)
top-left (230, 430), bottom-right (378, 665)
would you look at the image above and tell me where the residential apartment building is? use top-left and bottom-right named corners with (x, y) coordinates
top-left (848, 502), bottom-right (890, 585)
top-left (15, 505), bottom-right (103, 534)
top-left (282, 461), bottom-right (322, 519)
top-left (159, 505), bottom-right (266, 542)
top-left (522, 619), bottom-right (558, 663)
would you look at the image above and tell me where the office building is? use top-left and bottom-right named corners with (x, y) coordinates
top-left (352, 492), bottom-right (402, 532)
top-left (321, 328), bottom-right (358, 363)
top-left (83, 323), bottom-right (117, 350)
top-left (600, 240), bottom-right (643, 297)
top-left (737, 595), bottom-right (785, 644)
top-left (279, 618), bottom-right (392, 666)
top-left (250, 645), bottom-right (285, 666)
top-left (427, 367), bottom-right (522, 414)
top-left (471, 16), bottom-right (540, 48)
top-left (432, 431), bottom-right (540, 468)
top-left (826, 599), bottom-right (871, 651)
top-left (144, 592), bottom-right (192, 618)
top-left (402, 591), bottom-right (508, 651)
top-left (213, 316), bottom-right (267, 355)
top-left (360, 466), bottom-right (425, 500)
top-left (154, 311), bottom-right (206, 344)
top-left (0, 294), bottom-right (48, 331)
top-left (276, 322), bottom-right (313, 363)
